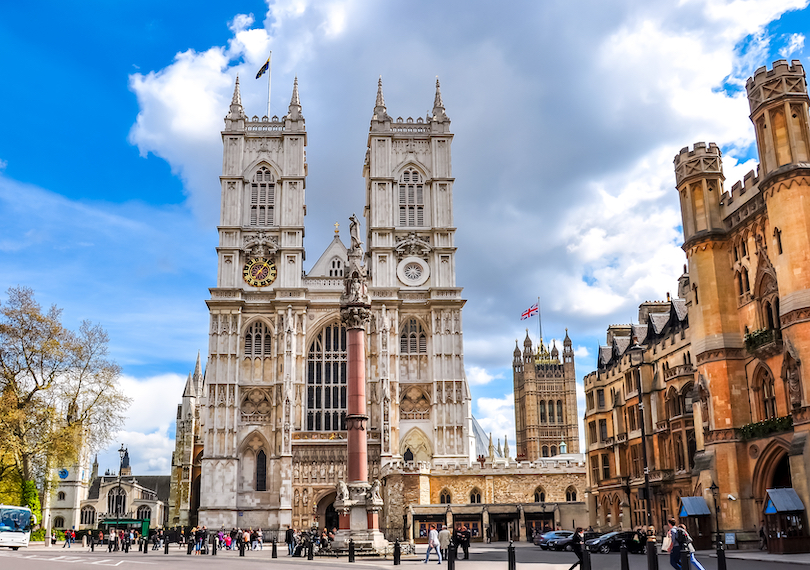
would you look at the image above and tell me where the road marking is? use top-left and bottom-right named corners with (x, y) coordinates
top-left (0, 552), bottom-right (156, 566)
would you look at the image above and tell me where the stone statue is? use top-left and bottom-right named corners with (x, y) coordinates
top-left (788, 363), bottom-right (802, 408)
top-left (349, 213), bottom-right (362, 252)
top-left (337, 480), bottom-right (350, 502)
top-left (369, 479), bottom-right (383, 503)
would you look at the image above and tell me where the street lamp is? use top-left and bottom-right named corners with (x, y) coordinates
top-left (117, 444), bottom-right (127, 551)
top-left (628, 340), bottom-right (657, 570)
top-left (710, 482), bottom-right (727, 570)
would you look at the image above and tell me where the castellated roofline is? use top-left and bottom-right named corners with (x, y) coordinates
top-left (746, 59), bottom-right (808, 115)
top-left (673, 142), bottom-right (724, 186)
top-left (746, 59), bottom-right (806, 94)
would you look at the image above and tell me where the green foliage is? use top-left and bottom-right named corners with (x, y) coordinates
top-left (737, 415), bottom-right (793, 440)
top-left (21, 480), bottom-right (41, 523)
top-left (744, 328), bottom-right (778, 351)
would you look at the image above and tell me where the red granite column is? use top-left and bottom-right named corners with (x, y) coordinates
top-left (346, 327), bottom-right (368, 483)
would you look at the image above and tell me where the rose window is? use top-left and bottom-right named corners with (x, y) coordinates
top-left (404, 263), bottom-right (423, 281)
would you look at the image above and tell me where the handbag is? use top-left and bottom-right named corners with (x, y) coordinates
top-left (662, 534), bottom-right (672, 551)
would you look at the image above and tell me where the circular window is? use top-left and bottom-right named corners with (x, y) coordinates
top-left (397, 256), bottom-right (429, 286)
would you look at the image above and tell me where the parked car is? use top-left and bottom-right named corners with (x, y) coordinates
top-left (585, 531), bottom-right (646, 554)
top-left (534, 530), bottom-right (573, 549)
top-left (547, 535), bottom-right (577, 551)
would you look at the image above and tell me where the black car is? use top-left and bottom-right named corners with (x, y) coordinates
top-left (547, 535), bottom-right (577, 552)
top-left (535, 531), bottom-right (573, 549)
top-left (585, 531), bottom-right (646, 554)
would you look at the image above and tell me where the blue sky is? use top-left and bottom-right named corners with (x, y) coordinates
top-left (2, 0), bottom-right (810, 474)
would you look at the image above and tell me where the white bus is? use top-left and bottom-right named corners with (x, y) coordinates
top-left (0, 505), bottom-right (34, 550)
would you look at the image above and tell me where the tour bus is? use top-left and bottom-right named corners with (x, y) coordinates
top-left (0, 505), bottom-right (35, 550)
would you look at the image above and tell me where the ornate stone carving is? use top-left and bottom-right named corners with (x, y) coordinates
top-left (395, 232), bottom-right (432, 260)
top-left (341, 306), bottom-right (371, 329)
top-left (243, 232), bottom-right (279, 257)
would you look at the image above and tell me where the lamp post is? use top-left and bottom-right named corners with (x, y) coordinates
top-left (710, 482), bottom-right (727, 570)
top-left (628, 341), bottom-right (657, 570)
top-left (117, 444), bottom-right (127, 551)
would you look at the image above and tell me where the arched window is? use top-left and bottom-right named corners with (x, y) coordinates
top-left (550, 445), bottom-right (557, 456)
top-left (666, 387), bottom-right (681, 419)
top-left (329, 258), bottom-right (343, 277)
top-left (249, 166), bottom-right (275, 226)
top-left (566, 487), bottom-right (577, 502)
top-left (758, 369), bottom-right (778, 420)
top-left (741, 267), bottom-right (750, 293)
top-left (256, 450), bottom-right (267, 491)
top-left (539, 400), bottom-right (546, 423)
top-left (404, 448), bottom-right (414, 462)
top-left (741, 235), bottom-right (748, 257)
top-left (398, 168), bottom-right (424, 226)
top-left (107, 487), bottom-right (126, 516)
top-left (80, 506), bottom-right (95, 525)
top-left (244, 321), bottom-right (272, 358)
top-left (57, 492), bottom-right (66, 501)
top-left (439, 489), bottom-right (451, 504)
top-left (307, 322), bottom-right (348, 431)
top-left (137, 505), bottom-right (151, 521)
top-left (542, 445), bottom-right (549, 457)
top-left (53, 516), bottom-right (65, 528)
top-left (534, 487), bottom-right (546, 503)
top-left (548, 401), bottom-right (555, 423)
top-left (557, 400), bottom-right (563, 424)
top-left (400, 318), bottom-right (427, 355)
top-left (470, 489), bottom-right (482, 504)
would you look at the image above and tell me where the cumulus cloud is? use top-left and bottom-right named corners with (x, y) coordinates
top-left (466, 366), bottom-right (503, 386)
top-left (475, 393), bottom-right (516, 453)
top-left (780, 32), bottom-right (806, 58)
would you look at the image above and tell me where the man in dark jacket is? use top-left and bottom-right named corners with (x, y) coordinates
top-left (568, 528), bottom-right (584, 570)
top-left (285, 527), bottom-right (295, 556)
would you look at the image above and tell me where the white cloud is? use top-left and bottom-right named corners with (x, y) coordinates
top-left (574, 346), bottom-right (590, 359)
top-left (475, 393), bottom-right (516, 453)
top-left (466, 366), bottom-right (503, 386)
top-left (780, 32), bottom-right (806, 58)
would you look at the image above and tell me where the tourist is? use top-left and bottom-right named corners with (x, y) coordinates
top-left (285, 527), bottom-right (295, 556)
top-left (666, 518), bottom-right (684, 570)
top-left (759, 520), bottom-right (768, 550)
top-left (438, 524), bottom-right (451, 559)
top-left (257, 527), bottom-right (263, 550)
top-left (424, 524), bottom-right (442, 564)
top-left (567, 527), bottom-right (584, 570)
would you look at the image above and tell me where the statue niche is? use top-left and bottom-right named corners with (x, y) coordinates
top-left (399, 386), bottom-right (430, 420)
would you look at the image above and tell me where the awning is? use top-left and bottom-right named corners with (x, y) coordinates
top-left (679, 497), bottom-right (711, 517)
top-left (764, 488), bottom-right (805, 514)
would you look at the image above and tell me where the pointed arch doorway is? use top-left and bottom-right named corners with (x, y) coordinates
top-left (315, 491), bottom-right (339, 531)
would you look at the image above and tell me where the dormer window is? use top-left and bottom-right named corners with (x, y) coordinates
top-left (329, 258), bottom-right (343, 277)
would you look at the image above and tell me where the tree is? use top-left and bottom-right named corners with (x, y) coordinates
top-left (0, 286), bottom-right (130, 508)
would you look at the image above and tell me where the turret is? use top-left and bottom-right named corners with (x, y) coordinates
top-left (563, 328), bottom-right (574, 364)
top-left (285, 77), bottom-right (305, 131)
top-left (370, 76), bottom-right (392, 130)
top-left (674, 142), bottom-right (725, 247)
top-left (523, 330), bottom-right (533, 362)
top-left (513, 340), bottom-right (522, 367)
top-left (432, 78), bottom-right (448, 123)
top-left (746, 59), bottom-right (810, 176)
top-left (550, 340), bottom-right (559, 360)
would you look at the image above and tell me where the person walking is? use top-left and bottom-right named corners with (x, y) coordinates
top-left (567, 527), bottom-right (584, 570)
top-left (461, 525), bottom-right (471, 559)
top-left (485, 525), bottom-right (492, 543)
top-left (424, 524), bottom-right (442, 564)
top-left (285, 527), bottom-right (295, 556)
top-left (666, 518), bottom-right (684, 570)
top-left (438, 525), bottom-right (451, 559)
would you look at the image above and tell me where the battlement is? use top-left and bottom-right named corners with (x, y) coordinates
top-left (674, 142), bottom-right (723, 186)
top-left (722, 168), bottom-right (760, 206)
top-left (380, 455), bottom-right (586, 477)
top-left (746, 59), bottom-right (808, 114)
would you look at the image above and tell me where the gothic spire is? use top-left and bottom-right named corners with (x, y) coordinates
top-left (288, 76), bottom-right (302, 120)
top-left (432, 76), bottom-right (448, 122)
top-left (193, 351), bottom-right (202, 381)
top-left (232, 75), bottom-right (242, 107)
top-left (183, 372), bottom-right (196, 398)
top-left (376, 75), bottom-right (385, 109)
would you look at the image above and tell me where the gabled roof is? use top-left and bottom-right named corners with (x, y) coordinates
top-left (765, 488), bottom-right (804, 513)
top-left (672, 299), bottom-right (688, 321)
top-left (613, 336), bottom-right (630, 356)
top-left (649, 312), bottom-right (671, 335)
top-left (631, 324), bottom-right (649, 344)
top-left (599, 346), bottom-right (612, 366)
top-left (307, 235), bottom-right (348, 277)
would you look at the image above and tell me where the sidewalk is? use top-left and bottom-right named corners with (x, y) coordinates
top-left (702, 549), bottom-right (810, 565)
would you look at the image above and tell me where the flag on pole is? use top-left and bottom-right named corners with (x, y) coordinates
top-left (255, 57), bottom-right (270, 79)
top-left (521, 303), bottom-right (539, 320)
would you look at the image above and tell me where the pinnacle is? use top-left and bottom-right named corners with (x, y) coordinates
top-left (433, 76), bottom-right (444, 110)
top-left (376, 75), bottom-right (385, 108)
top-left (193, 351), bottom-right (202, 380)
top-left (231, 76), bottom-right (242, 107)
top-left (290, 76), bottom-right (300, 107)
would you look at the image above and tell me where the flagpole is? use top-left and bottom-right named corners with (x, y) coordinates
top-left (266, 51), bottom-right (272, 119)
top-left (537, 296), bottom-right (543, 343)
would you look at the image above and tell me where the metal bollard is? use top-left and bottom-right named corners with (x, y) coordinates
top-left (393, 539), bottom-right (401, 566)
top-left (448, 543), bottom-right (456, 570)
top-left (143, 538), bottom-right (147, 554)
top-left (507, 540), bottom-right (516, 570)
top-left (681, 550), bottom-right (691, 570)
top-left (582, 547), bottom-right (592, 570)
top-left (349, 538), bottom-right (355, 563)
top-left (306, 540), bottom-right (313, 561)
top-left (91, 538), bottom-right (95, 552)
top-left (212, 536), bottom-right (217, 556)
top-left (272, 539), bottom-right (278, 558)
top-left (187, 539), bottom-right (193, 555)
top-left (239, 540), bottom-right (245, 557)
top-left (165, 538), bottom-right (170, 554)
top-left (647, 537), bottom-right (659, 570)
top-left (620, 542), bottom-right (630, 570)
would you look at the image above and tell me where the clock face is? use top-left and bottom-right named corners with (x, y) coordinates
top-left (243, 257), bottom-right (277, 287)
top-left (58, 469), bottom-right (69, 479)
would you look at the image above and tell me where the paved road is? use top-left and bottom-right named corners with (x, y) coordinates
top-left (0, 543), bottom-right (801, 569)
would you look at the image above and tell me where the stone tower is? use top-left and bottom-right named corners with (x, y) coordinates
top-left (168, 356), bottom-right (202, 526)
top-left (513, 330), bottom-right (579, 461)
top-left (364, 77), bottom-right (474, 466)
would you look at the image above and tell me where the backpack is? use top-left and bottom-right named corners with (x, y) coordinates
top-left (675, 528), bottom-right (689, 547)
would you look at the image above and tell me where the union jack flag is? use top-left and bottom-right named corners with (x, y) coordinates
top-left (521, 303), bottom-right (539, 320)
